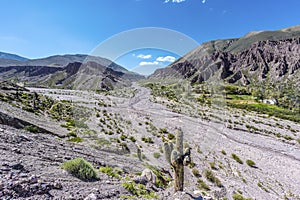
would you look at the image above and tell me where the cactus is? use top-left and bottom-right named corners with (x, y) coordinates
top-left (163, 128), bottom-right (191, 192)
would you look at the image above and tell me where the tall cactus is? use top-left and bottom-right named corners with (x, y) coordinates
top-left (163, 128), bottom-right (191, 192)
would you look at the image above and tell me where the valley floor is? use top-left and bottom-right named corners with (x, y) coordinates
top-left (1, 83), bottom-right (300, 199)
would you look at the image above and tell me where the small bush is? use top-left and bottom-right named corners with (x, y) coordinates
top-left (209, 162), bottom-right (217, 170)
top-left (122, 181), bottom-right (158, 199)
top-left (246, 160), bottom-right (256, 168)
top-left (221, 150), bottom-right (226, 155)
top-left (197, 178), bottom-right (210, 191)
top-left (24, 125), bottom-right (39, 133)
top-left (232, 193), bottom-right (252, 200)
top-left (120, 134), bottom-right (127, 141)
top-left (61, 158), bottom-right (98, 181)
top-left (204, 169), bottom-right (222, 187)
top-left (192, 168), bottom-right (200, 177)
top-left (153, 152), bottom-right (161, 159)
top-left (129, 136), bottom-right (136, 142)
top-left (67, 137), bottom-right (83, 143)
top-left (232, 154), bottom-right (243, 164)
top-left (99, 166), bottom-right (122, 179)
top-left (141, 137), bottom-right (154, 144)
top-left (167, 133), bottom-right (175, 140)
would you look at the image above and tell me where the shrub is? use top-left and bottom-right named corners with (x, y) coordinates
top-left (61, 158), bottom-right (98, 181)
top-left (167, 133), bottom-right (175, 140)
top-left (122, 181), bottom-right (158, 199)
top-left (204, 169), bottom-right (222, 187)
top-left (221, 150), bottom-right (227, 155)
top-left (232, 193), bottom-right (252, 200)
top-left (246, 160), bottom-right (256, 168)
top-left (99, 166), bottom-right (122, 179)
top-left (153, 152), bottom-right (161, 159)
top-left (120, 134), bottom-right (127, 141)
top-left (129, 136), bottom-right (136, 142)
top-left (24, 125), bottom-right (39, 133)
top-left (232, 154), bottom-right (243, 164)
top-left (197, 178), bottom-right (210, 191)
top-left (67, 137), bottom-right (83, 143)
top-left (209, 162), bottom-right (217, 170)
top-left (192, 168), bottom-right (200, 177)
top-left (141, 137), bottom-right (154, 144)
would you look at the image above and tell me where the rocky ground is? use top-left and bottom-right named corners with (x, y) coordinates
top-left (1, 82), bottom-right (300, 199)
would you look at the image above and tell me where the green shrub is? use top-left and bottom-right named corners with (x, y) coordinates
top-left (167, 133), bottom-right (175, 140)
top-left (61, 158), bottom-right (98, 181)
top-left (283, 135), bottom-right (293, 141)
top-left (192, 168), bottom-right (200, 177)
top-left (197, 178), bottom-right (210, 191)
top-left (120, 134), bottom-right (127, 141)
top-left (232, 154), bottom-right (243, 164)
top-left (204, 169), bottom-right (222, 187)
top-left (122, 181), bottom-right (158, 199)
top-left (221, 150), bottom-right (227, 155)
top-left (24, 125), bottom-right (40, 133)
top-left (246, 160), bottom-right (256, 168)
top-left (67, 137), bottom-right (83, 143)
top-left (129, 136), bottom-right (136, 142)
top-left (232, 193), bottom-right (252, 200)
top-left (153, 152), bottom-right (161, 159)
top-left (141, 137), bottom-right (154, 144)
top-left (209, 162), bottom-right (217, 170)
top-left (99, 165), bottom-right (122, 179)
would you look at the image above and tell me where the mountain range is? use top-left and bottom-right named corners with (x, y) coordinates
top-left (0, 54), bottom-right (144, 90)
top-left (150, 25), bottom-right (300, 86)
top-left (1, 25), bottom-right (300, 89)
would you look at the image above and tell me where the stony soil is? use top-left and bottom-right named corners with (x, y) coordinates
top-left (1, 83), bottom-right (300, 199)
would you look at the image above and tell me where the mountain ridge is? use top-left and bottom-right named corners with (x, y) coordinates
top-left (150, 24), bottom-right (300, 86)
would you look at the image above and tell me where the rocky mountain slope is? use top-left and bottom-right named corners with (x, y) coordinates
top-left (150, 25), bottom-right (300, 86)
top-left (0, 54), bottom-right (144, 90)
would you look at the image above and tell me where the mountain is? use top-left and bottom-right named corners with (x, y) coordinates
top-left (0, 51), bottom-right (28, 62)
top-left (150, 25), bottom-right (300, 86)
top-left (0, 54), bottom-right (144, 90)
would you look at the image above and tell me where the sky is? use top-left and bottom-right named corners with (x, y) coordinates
top-left (0, 0), bottom-right (300, 74)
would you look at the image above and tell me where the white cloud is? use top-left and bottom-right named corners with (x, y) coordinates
top-left (202, 0), bottom-right (206, 3)
top-left (164, 0), bottom-right (186, 3)
top-left (137, 54), bottom-right (152, 59)
top-left (139, 61), bottom-right (160, 66)
top-left (156, 56), bottom-right (176, 62)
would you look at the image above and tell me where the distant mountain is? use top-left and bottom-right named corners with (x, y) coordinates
top-left (150, 25), bottom-right (300, 86)
top-left (0, 52), bottom-right (28, 61)
top-left (0, 54), bottom-right (144, 90)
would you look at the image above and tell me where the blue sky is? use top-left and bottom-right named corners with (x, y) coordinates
top-left (0, 0), bottom-right (300, 74)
